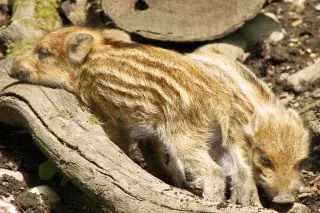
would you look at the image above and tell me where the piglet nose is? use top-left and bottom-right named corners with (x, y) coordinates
top-left (272, 194), bottom-right (295, 204)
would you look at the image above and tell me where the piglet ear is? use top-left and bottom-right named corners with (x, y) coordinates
top-left (67, 33), bottom-right (94, 64)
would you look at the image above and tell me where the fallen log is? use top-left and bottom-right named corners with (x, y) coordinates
top-left (0, 60), bottom-right (278, 212)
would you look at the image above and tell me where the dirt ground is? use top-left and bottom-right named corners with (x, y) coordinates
top-left (0, 0), bottom-right (319, 212)
top-left (246, 0), bottom-right (320, 110)
top-left (0, 123), bottom-right (107, 213)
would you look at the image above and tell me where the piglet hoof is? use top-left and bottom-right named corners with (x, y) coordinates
top-left (202, 180), bottom-right (226, 202)
top-left (231, 188), bottom-right (262, 207)
top-left (187, 184), bottom-right (203, 197)
top-left (186, 178), bottom-right (225, 202)
top-left (203, 190), bottom-right (225, 203)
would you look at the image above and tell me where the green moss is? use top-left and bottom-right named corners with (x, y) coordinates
top-left (89, 115), bottom-right (101, 125)
top-left (12, 0), bottom-right (62, 32)
top-left (34, 0), bottom-right (62, 32)
top-left (11, 0), bottom-right (29, 21)
top-left (6, 39), bottom-right (37, 58)
top-left (21, 19), bottom-right (42, 30)
top-left (58, 109), bottom-right (71, 117)
top-left (211, 47), bottom-right (221, 54)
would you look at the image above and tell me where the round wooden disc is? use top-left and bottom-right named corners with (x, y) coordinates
top-left (102, 0), bottom-right (265, 42)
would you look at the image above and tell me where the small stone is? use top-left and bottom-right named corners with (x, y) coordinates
top-left (284, 0), bottom-right (306, 11)
top-left (287, 203), bottom-right (311, 213)
top-left (299, 49), bottom-right (305, 55)
top-left (0, 169), bottom-right (25, 182)
top-left (194, 32), bottom-right (247, 61)
top-left (29, 185), bottom-right (61, 206)
top-left (291, 102), bottom-right (300, 108)
top-left (304, 92), bottom-right (310, 98)
top-left (267, 68), bottom-right (275, 77)
top-left (305, 48), bottom-right (312, 54)
top-left (287, 60), bottom-right (320, 92)
top-left (289, 48), bottom-right (300, 56)
top-left (311, 88), bottom-right (320, 98)
top-left (292, 19), bottom-right (303, 27)
top-left (299, 186), bottom-right (312, 193)
top-left (2, 194), bottom-right (15, 203)
top-left (302, 170), bottom-right (315, 176)
top-left (0, 200), bottom-right (19, 213)
top-left (279, 92), bottom-right (294, 106)
top-left (290, 38), bottom-right (299, 42)
top-left (277, 73), bottom-right (289, 85)
top-left (298, 192), bottom-right (312, 198)
top-left (315, 3), bottom-right (320, 11)
top-left (310, 53), bottom-right (317, 58)
top-left (240, 13), bottom-right (286, 46)
top-left (292, 0), bottom-right (306, 11)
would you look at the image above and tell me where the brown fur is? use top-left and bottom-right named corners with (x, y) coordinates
top-left (9, 26), bottom-right (310, 206)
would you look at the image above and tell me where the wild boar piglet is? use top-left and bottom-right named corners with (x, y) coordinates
top-left (8, 26), bottom-right (310, 206)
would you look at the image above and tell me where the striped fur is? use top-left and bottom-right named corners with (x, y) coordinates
top-left (10, 26), bottom-right (310, 206)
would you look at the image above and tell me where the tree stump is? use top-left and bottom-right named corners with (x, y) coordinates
top-left (101, 0), bottom-right (265, 42)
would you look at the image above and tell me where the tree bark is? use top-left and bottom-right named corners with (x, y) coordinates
top-left (0, 60), bottom-right (279, 212)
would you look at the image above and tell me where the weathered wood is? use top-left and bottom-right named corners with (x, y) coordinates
top-left (0, 59), bottom-right (278, 212)
top-left (101, 0), bottom-right (265, 42)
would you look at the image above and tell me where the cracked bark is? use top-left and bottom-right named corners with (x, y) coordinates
top-left (0, 59), bottom-right (278, 212)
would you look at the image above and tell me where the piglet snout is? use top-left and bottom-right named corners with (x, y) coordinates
top-left (9, 61), bottom-right (30, 79)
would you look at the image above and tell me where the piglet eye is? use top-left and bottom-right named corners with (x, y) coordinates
top-left (259, 155), bottom-right (272, 167)
top-left (38, 49), bottom-right (52, 59)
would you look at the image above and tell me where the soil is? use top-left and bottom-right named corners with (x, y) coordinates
top-left (0, 0), bottom-right (319, 213)
top-left (0, 123), bottom-right (107, 213)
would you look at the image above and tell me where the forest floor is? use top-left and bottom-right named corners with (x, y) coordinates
top-left (0, 0), bottom-right (319, 212)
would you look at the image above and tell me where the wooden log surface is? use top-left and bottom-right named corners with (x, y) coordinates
top-left (101, 0), bottom-right (265, 42)
top-left (0, 58), bottom-right (278, 212)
